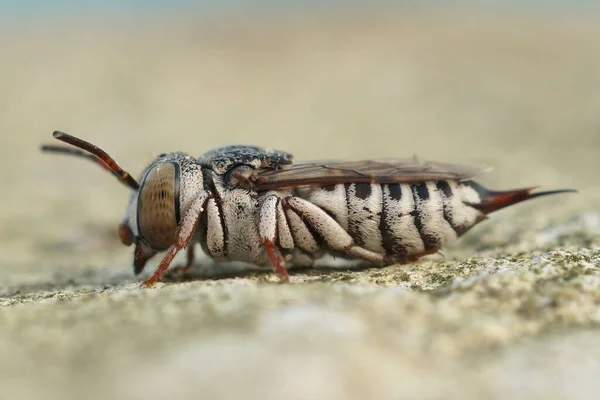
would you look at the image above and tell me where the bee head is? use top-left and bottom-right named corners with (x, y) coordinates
top-left (41, 132), bottom-right (204, 275)
top-left (121, 151), bottom-right (205, 274)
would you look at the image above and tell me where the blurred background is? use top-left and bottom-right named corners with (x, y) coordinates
top-left (0, 1), bottom-right (599, 399)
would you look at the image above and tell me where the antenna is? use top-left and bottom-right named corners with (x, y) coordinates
top-left (40, 131), bottom-right (140, 190)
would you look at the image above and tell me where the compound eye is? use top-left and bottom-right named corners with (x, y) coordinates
top-left (137, 162), bottom-right (180, 250)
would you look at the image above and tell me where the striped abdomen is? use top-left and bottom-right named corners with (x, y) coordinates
top-left (303, 180), bottom-right (486, 258)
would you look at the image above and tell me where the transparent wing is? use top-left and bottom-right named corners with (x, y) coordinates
top-left (251, 158), bottom-right (490, 190)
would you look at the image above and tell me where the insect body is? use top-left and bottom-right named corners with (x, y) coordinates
top-left (41, 131), bottom-right (575, 287)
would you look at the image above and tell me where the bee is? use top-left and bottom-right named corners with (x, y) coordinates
top-left (41, 131), bottom-right (575, 287)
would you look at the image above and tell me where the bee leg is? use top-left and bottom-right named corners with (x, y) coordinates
top-left (140, 192), bottom-right (208, 288)
top-left (283, 197), bottom-right (387, 266)
top-left (263, 241), bottom-right (289, 283)
top-left (382, 247), bottom-right (440, 266)
top-left (181, 245), bottom-right (196, 272)
top-left (259, 196), bottom-right (290, 283)
top-left (169, 245), bottom-right (197, 276)
top-left (289, 248), bottom-right (315, 268)
top-left (408, 247), bottom-right (442, 261)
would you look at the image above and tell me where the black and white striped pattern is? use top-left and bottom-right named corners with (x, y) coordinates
top-left (305, 180), bottom-right (483, 259)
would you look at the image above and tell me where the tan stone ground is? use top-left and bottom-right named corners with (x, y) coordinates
top-left (0, 8), bottom-right (599, 400)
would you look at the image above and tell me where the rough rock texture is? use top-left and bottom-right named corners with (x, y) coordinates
top-left (1, 8), bottom-right (599, 400)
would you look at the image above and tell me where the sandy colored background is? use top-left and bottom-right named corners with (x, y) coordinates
top-left (0, 7), bottom-right (599, 400)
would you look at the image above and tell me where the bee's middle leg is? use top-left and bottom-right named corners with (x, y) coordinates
top-left (259, 195), bottom-right (291, 283)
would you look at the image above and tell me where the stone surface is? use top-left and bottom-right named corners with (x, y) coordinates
top-left (1, 8), bottom-right (599, 400)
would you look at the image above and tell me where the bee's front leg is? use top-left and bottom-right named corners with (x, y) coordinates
top-left (259, 195), bottom-right (290, 283)
top-left (140, 192), bottom-right (209, 288)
